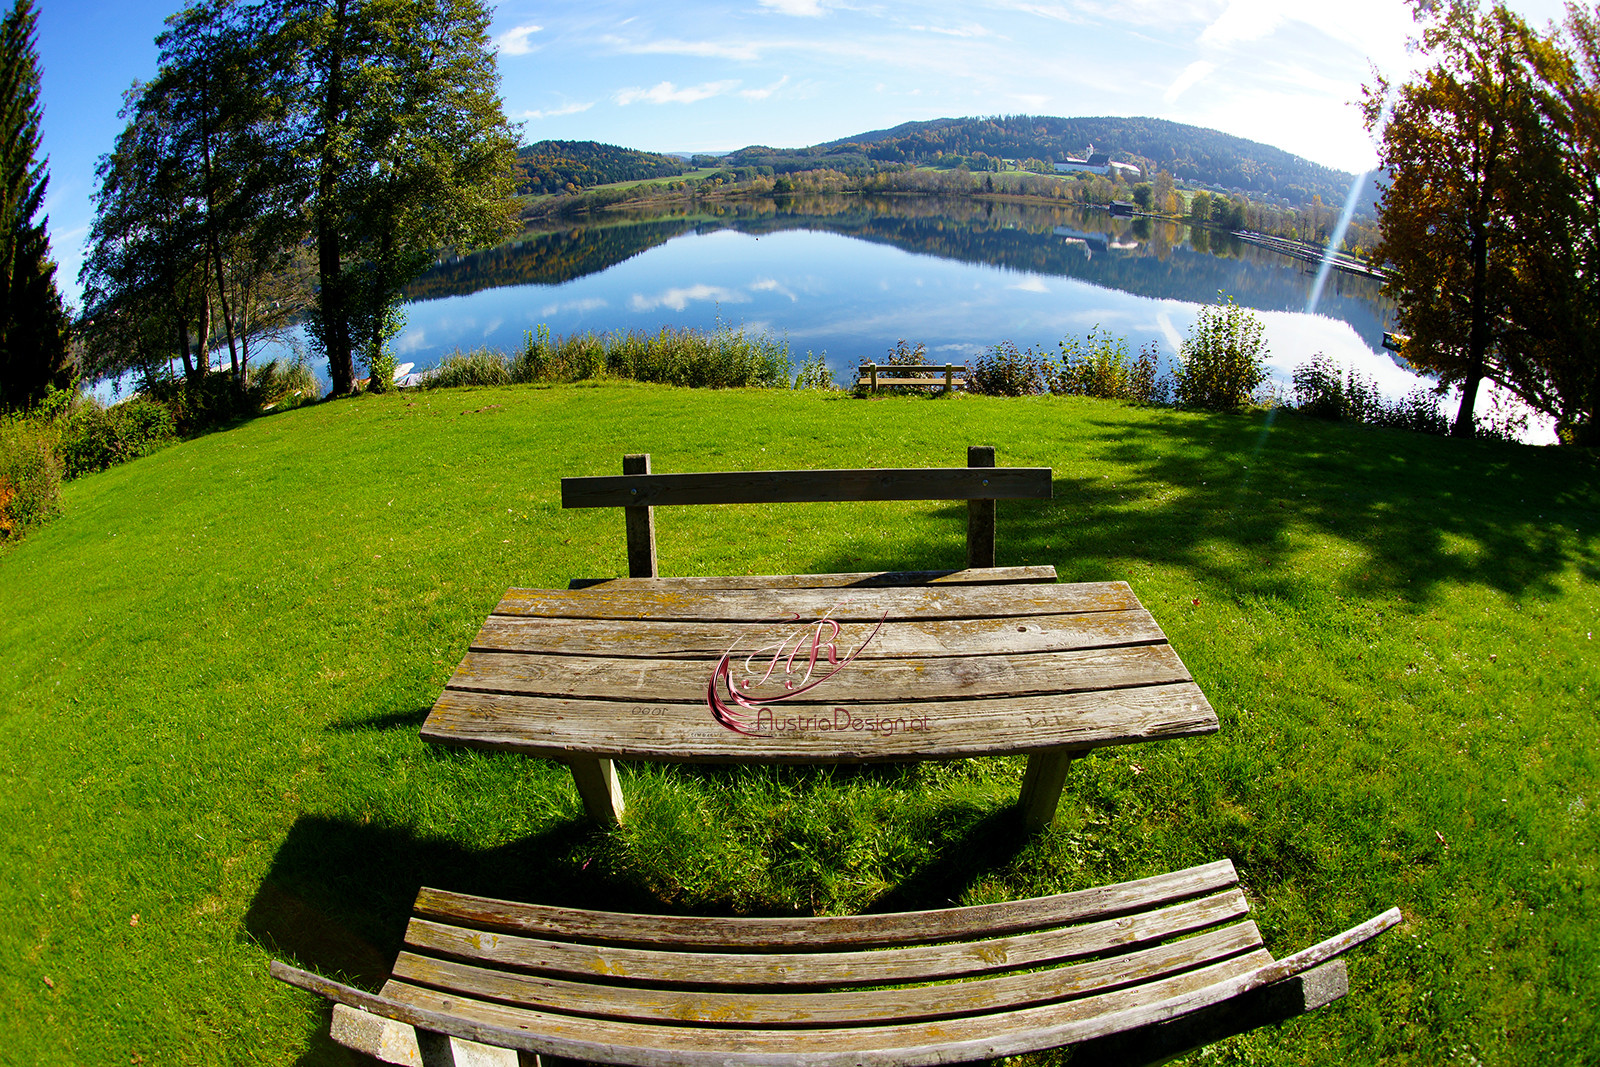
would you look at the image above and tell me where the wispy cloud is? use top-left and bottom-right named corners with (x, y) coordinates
top-left (758, 0), bottom-right (828, 16)
top-left (741, 76), bottom-right (790, 100)
top-left (495, 23), bottom-right (542, 56)
top-left (630, 284), bottom-right (748, 312)
top-left (615, 80), bottom-right (741, 106)
top-left (909, 22), bottom-right (996, 38)
top-left (1164, 60), bottom-right (1216, 103)
top-left (1009, 277), bottom-right (1050, 293)
top-left (519, 101), bottom-right (595, 120)
top-left (602, 35), bottom-right (763, 61)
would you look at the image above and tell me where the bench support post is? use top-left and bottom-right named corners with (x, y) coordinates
top-left (568, 757), bottom-right (625, 825)
top-left (967, 445), bottom-right (996, 569)
top-left (945, 364), bottom-right (954, 392)
top-left (869, 363), bottom-right (878, 393)
top-left (1019, 749), bottom-right (1079, 830)
top-left (623, 453), bottom-right (657, 579)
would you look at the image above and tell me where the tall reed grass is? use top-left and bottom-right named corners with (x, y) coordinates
top-left (424, 323), bottom-right (791, 391)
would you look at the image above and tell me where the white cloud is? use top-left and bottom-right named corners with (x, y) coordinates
top-left (1009, 277), bottom-right (1050, 293)
top-left (615, 80), bottom-right (741, 106)
top-left (495, 24), bottom-right (542, 56)
top-left (741, 76), bottom-right (790, 100)
top-left (518, 101), bottom-right (595, 120)
top-left (759, 0), bottom-right (827, 15)
top-left (602, 35), bottom-right (763, 61)
top-left (1164, 60), bottom-right (1216, 104)
top-left (750, 277), bottom-right (798, 301)
top-left (630, 284), bottom-right (749, 312)
top-left (1199, 0), bottom-right (1286, 47)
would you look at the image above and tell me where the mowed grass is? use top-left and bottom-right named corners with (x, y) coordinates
top-left (1, 382), bottom-right (1596, 1066)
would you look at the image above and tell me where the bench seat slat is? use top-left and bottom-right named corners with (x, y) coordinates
top-left (402, 890), bottom-right (1253, 989)
top-left (365, 950), bottom-right (1276, 1065)
top-left (561, 468), bottom-right (1049, 509)
top-left (472, 610), bottom-right (1166, 659)
top-left (568, 566), bottom-right (1060, 590)
top-left (388, 920), bottom-right (1262, 1028)
top-left (493, 583), bottom-right (1139, 622)
top-left (422, 682), bottom-right (1218, 762)
top-left (412, 861), bottom-right (1240, 950)
top-left (447, 645), bottom-right (1192, 705)
top-left (860, 377), bottom-right (967, 387)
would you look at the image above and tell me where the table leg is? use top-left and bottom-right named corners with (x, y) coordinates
top-left (1019, 751), bottom-right (1080, 831)
top-left (568, 757), bottom-right (625, 825)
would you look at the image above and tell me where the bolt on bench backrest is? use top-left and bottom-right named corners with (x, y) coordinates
top-left (560, 446), bottom-right (1052, 577)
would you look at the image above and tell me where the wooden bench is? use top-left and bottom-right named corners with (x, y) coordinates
top-left (419, 448), bottom-right (1218, 831)
top-left (272, 858), bottom-right (1401, 1066)
top-left (857, 362), bottom-right (965, 393)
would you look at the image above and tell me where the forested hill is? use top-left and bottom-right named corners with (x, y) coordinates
top-left (723, 115), bottom-right (1369, 210)
top-left (517, 140), bottom-right (690, 195)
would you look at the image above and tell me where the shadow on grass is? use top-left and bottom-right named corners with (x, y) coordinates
top-left (795, 412), bottom-right (1598, 604)
top-left (326, 708), bottom-right (432, 733)
top-left (248, 801), bottom-right (1031, 1063)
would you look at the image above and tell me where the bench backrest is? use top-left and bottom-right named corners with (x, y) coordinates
top-left (561, 446), bottom-right (1051, 577)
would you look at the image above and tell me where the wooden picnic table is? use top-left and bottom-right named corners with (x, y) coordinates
top-left (421, 571), bottom-right (1217, 830)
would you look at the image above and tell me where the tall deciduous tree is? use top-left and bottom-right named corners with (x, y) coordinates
top-left (1365, 0), bottom-right (1542, 437)
top-left (1519, 5), bottom-right (1600, 445)
top-left (0, 0), bottom-right (72, 410)
top-left (280, 0), bottom-right (520, 394)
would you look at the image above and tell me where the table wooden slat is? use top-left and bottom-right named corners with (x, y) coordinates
top-left (471, 610), bottom-right (1166, 659)
top-left (422, 682), bottom-right (1217, 761)
top-left (447, 645), bottom-right (1192, 704)
top-left (493, 582), bottom-right (1139, 622)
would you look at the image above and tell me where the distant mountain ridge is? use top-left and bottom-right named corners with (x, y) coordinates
top-left (721, 115), bottom-right (1376, 215)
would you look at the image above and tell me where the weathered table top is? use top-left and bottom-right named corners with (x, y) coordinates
top-left (421, 577), bottom-right (1217, 764)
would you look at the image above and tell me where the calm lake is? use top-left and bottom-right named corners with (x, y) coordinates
top-left (391, 193), bottom-right (1417, 397)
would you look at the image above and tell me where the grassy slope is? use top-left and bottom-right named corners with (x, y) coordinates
top-left (1, 383), bottom-right (1595, 1066)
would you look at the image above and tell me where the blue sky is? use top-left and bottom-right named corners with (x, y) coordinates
top-left (36, 0), bottom-right (1571, 305)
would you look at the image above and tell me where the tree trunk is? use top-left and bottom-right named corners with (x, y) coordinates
top-left (317, 0), bottom-right (356, 396)
top-left (1453, 218), bottom-right (1490, 437)
top-left (198, 71), bottom-right (240, 381)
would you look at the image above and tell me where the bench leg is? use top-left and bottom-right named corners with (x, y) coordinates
top-left (568, 757), bottom-right (625, 825)
top-left (418, 1031), bottom-right (529, 1067)
top-left (1018, 751), bottom-right (1079, 831)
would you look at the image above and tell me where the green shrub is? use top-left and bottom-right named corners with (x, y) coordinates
top-left (425, 348), bottom-right (514, 389)
top-left (966, 341), bottom-right (1048, 396)
top-left (143, 374), bottom-right (257, 435)
top-left (793, 350), bottom-right (834, 390)
top-left (250, 357), bottom-right (323, 410)
top-left (55, 397), bottom-right (177, 479)
top-left (1292, 354), bottom-right (1451, 436)
top-left (0, 414), bottom-right (62, 540)
top-left (1174, 293), bottom-right (1268, 412)
top-left (1053, 329), bottom-right (1171, 404)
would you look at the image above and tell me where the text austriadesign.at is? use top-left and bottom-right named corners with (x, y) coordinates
top-left (707, 609), bottom-right (936, 736)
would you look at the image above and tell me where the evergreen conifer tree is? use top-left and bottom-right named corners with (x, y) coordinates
top-left (0, 0), bottom-right (72, 411)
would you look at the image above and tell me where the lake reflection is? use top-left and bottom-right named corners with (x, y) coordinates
top-left (397, 195), bottom-right (1408, 395)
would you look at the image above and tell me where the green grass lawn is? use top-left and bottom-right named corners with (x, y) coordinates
top-left (2, 382), bottom-right (1596, 1065)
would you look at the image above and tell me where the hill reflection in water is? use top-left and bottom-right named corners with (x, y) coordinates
top-left (399, 194), bottom-right (1403, 393)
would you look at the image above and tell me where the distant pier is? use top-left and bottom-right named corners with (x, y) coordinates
top-left (1234, 231), bottom-right (1387, 281)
